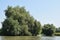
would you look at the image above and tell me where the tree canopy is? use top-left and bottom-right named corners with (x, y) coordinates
top-left (2, 6), bottom-right (41, 36)
top-left (42, 24), bottom-right (56, 36)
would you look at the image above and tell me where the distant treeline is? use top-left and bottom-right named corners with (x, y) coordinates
top-left (0, 6), bottom-right (60, 36)
top-left (54, 28), bottom-right (60, 36)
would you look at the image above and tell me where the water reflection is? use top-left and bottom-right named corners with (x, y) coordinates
top-left (0, 36), bottom-right (3, 40)
top-left (41, 36), bottom-right (55, 40)
top-left (3, 36), bottom-right (40, 40)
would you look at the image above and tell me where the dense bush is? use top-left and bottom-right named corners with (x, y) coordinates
top-left (42, 24), bottom-right (56, 36)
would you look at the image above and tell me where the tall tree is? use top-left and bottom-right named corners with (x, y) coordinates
top-left (2, 6), bottom-right (41, 36)
top-left (42, 24), bottom-right (56, 36)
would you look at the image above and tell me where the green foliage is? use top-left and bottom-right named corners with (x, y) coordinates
top-left (56, 27), bottom-right (60, 33)
top-left (55, 27), bottom-right (60, 36)
top-left (2, 6), bottom-right (41, 36)
top-left (32, 20), bottom-right (41, 36)
top-left (0, 29), bottom-right (2, 35)
top-left (42, 24), bottom-right (56, 36)
top-left (2, 18), bottom-right (21, 36)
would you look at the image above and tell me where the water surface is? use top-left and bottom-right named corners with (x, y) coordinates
top-left (41, 36), bottom-right (60, 40)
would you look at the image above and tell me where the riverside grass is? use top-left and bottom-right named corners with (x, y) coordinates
top-left (55, 32), bottom-right (60, 36)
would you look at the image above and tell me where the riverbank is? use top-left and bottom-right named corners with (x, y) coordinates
top-left (55, 32), bottom-right (60, 36)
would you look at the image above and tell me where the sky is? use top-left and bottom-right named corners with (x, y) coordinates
top-left (0, 0), bottom-right (60, 28)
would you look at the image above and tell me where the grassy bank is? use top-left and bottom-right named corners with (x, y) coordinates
top-left (55, 32), bottom-right (60, 36)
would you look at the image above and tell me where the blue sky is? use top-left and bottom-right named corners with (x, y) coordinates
top-left (0, 0), bottom-right (60, 28)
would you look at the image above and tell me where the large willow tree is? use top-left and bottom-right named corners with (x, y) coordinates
top-left (2, 6), bottom-right (41, 36)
